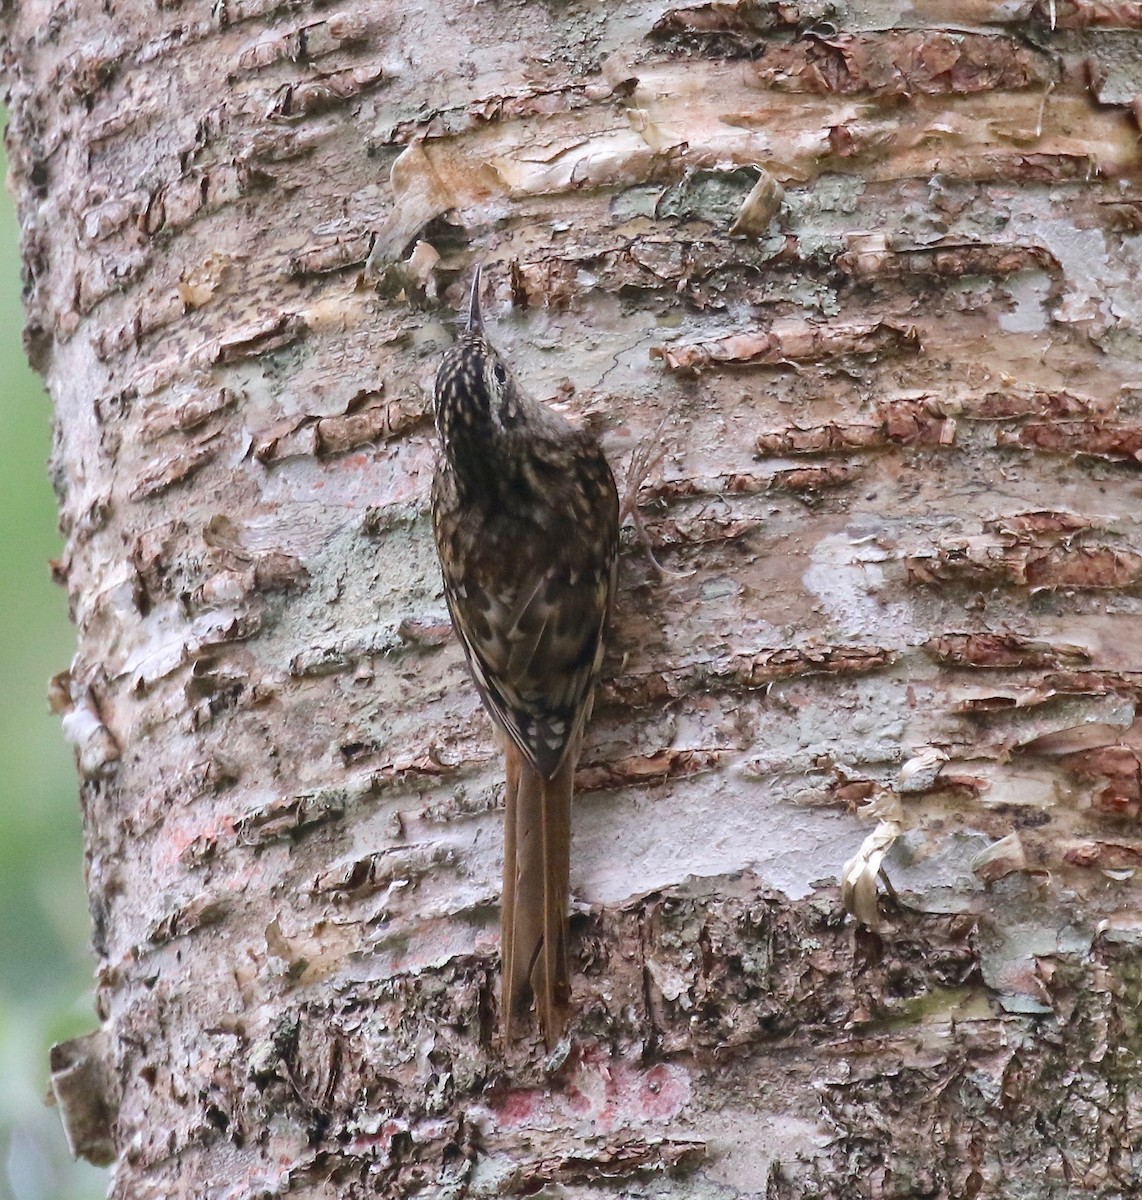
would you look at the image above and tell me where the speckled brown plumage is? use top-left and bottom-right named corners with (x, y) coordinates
top-left (431, 266), bottom-right (619, 1045)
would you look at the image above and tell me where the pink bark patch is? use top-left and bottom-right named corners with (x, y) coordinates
top-left (489, 1051), bottom-right (689, 1133)
top-left (495, 1086), bottom-right (542, 1124)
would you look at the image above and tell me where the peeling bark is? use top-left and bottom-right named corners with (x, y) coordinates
top-left (5, 0), bottom-right (1142, 1197)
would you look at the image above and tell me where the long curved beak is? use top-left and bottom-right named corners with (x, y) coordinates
top-left (466, 264), bottom-right (483, 334)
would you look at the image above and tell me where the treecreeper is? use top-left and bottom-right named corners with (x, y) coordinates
top-left (431, 266), bottom-right (620, 1045)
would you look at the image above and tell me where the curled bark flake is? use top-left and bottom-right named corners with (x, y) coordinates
top-left (599, 52), bottom-right (641, 101)
top-left (825, 116), bottom-right (895, 162)
top-left (235, 788), bottom-right (349, 847)
top-left (310, 844), bottom-right (455, 900)
top-left (643, 513), bottom-right (761, 550)
top-left (577, 748), bottom-right (725, 790)
top-left (254, 552), bottom-right (310, 593)
top-left (898, 746), bottom-right (950, 794)
top-left (657, 164), bottom-right (774, 228)
top-left (971, 832), bottom-right (1028, 882)
top-left (253, 414), bottom-right (320, 463)
top-left (286, 227), bottom-right (374, 277)
top-left (992, 510), bottom-right (1093, 540)
top-left (91, 289), bottom-right (186, 360)
top-left (1025, 546), bottom-right (1142, 590)
top-left (367, 140), bottom-right (456, 272)
top-left (314, 395), bottom-right (430, 457)
top-left (80, 192), bottom-right (146, 242)
top-left (601, 669), bottom-right (686, 709)
top-left (906, 531), bottom-right (1142, 591)
top-left (72, 248), bottom-right (150, 317)
top-left (748, 32), bottom-right (1055, 97)
top-left (766, 461), bottom-right (862, 492)
top-left (145, 894), bottom-right (230, 948)
top-left (1041, 669), bottom-right (1141, 701)
top-left (905, 537), bottom-right (1021, 587)
top-left (211, 312), bottom-right (307, 364)
top-left (842, 814), bottom-right (900, 930)
top-left (140, 386), bottom-right (239, 443)
top-left (181, 543), bottom-right (302, 616)
top-left (267, 63), bottom-right (386, 121)
top-left (969, 388), bottom-right (1104, 421)
top-left (650, 0), bottom-right (805, 50)
top-left (949, 682), bottom-right (1112, 714)
top-left (60, 705), bottom-right (122, 778)
top-left (877, 398), bottom-right (956, 446)
top-left (1057, 744), bottom-right (1142, 818)
top-left (757, 421), bottom-right (883, 456)
top-left (128, 523), bottom-right (184, 611)
top-left (177, 251), bottom-right (235, 311)
top-left (651, 320), bottom-right (920, 372)
top-left (87, 89), bottom-right (159, 145)
top-left (519, 1134), bottom-right (707, 1185)
top-left (634, 465), bottom-right (860, 503)
top-left (142, 162), bottom-right (273, 237)
top-left (379, 81), bottom-right (595, 146)
top-left (1030, 0), bottom-right (1142, 28)
top-left (756, 398), bottom-right (954, 457)
top-left (55, 38), bottom-right (123, 101)
top-left (601, 643), bottom-right (893, 709)
top-left (1002, 151), bottom-right (1107, 181)
top-left (1020, 722), bottom-right (1134, 756)
top-left (128, 437), bottom-right (220, 502)
top-left (925, 633), bottom-right (1093, 670)
top-left (235, 14), bottom-right (371, 73)
top-left (830, 777), bottom-right (878, 806)
top-left (241, 119), bottom-right (340, 164)
top-left (395, 616), bottom-right (452, 649)
top-left (214, 0), bottom-right (294, 26)
top-left (837, 236), bottom-right (1057, 281)
top-left (54, 676), bottom-right (121, 779)
top-left (363, 501), bottom-right (421, 536)
top-left (126, 607), bottom-right (265, 693)
top-left (469, 85), bottom-right (590, 127)
top-left (632, 475), bottom-right (710, 504)
top-left (997, 420), bottom-right (1142, 463)
top-left (510, 235), bottom-right (811, 311)
top-left (728, 166), bottom-right (784, 236)
top-left (950, 676), bottom-right (1127, 710)
top-left (365, 237), bottom-right (442, 305)
top-left (727, 644), bottom-right (895, 687)
top-left (289, 643), bottom-right (356, 677)
top-left (510, 252), bottom-right (624, 311)
top-left (1064, 840), bottom-right (1142, 869)
top-left (369, 751), bottom-right (457, 795)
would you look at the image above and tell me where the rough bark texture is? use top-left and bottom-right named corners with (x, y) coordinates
top-left (4, 0), bottom-right (1142, 1196)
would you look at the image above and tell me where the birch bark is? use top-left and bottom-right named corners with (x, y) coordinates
top-left (3, 0), bottom-right (1140, 1196)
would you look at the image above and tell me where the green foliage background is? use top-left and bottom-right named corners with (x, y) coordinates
top-left (0, 134), bottom-right (106, 1199)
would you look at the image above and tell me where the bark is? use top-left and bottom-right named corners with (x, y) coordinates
top-left (4, 0), bottom-right (1142, 1197)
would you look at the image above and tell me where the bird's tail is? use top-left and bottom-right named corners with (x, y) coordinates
top-left (501, 742), bottom-right (573, 1045)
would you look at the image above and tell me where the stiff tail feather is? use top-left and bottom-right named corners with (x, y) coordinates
top-left (501, 740), bottom-right (573, 1045)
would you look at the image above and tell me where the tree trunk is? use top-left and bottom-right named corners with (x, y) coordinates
top-left (4, 0), bottom-right (1141, 1196)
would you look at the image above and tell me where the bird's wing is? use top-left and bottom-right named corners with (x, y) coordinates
top-left (444, 552), bottom-right (614, 778)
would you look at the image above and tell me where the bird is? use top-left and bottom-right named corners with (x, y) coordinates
top-left (430, 265), bottom-right (619, 1045)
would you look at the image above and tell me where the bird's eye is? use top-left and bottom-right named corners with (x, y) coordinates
top-left (492, 361), bottom-right (508, 391)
